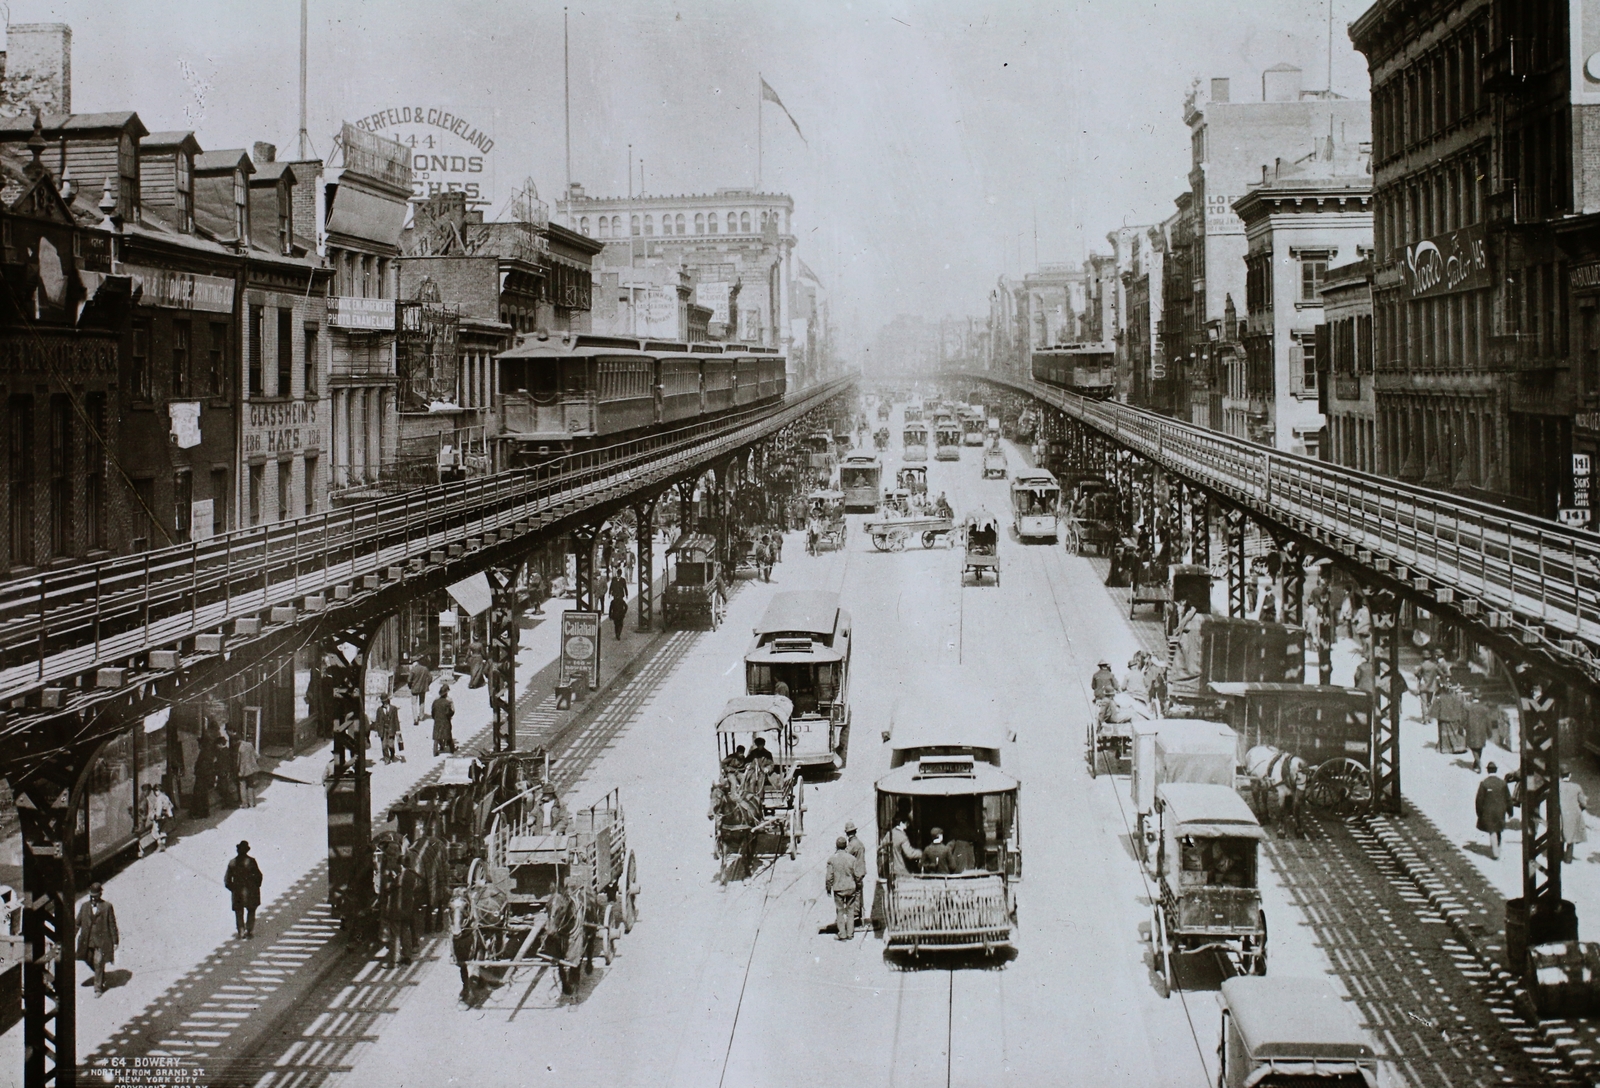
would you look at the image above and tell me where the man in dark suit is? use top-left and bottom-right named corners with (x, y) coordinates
top-left (922, 828), bottom-right (953, 874)
top-left (76, 882), bottom-right (119, 997)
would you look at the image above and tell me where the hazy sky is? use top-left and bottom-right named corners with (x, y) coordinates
top-left (12, 0), bottom-right (1373, 346)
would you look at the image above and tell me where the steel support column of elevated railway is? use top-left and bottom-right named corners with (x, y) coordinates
top-left (1, 378), bottom-right (854, 1088)
top-left (964, 368), bottom-right (1600, 962)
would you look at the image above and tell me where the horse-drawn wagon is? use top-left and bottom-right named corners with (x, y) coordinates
top-left (663, 533), bottom-right (727, 630)
top-left (1129, 719), bottom-right (1237, 866)
top-left (961, 510), bottom-right (1000, 586)
top-left (807, 489), bottom-right (847, 553)
top-left (1149, 782), bottom-right (1267, 994)
top-left (1062, 483), bottom-right (1119, 556)
top-left (865, 513), bottom-right (956, 551)
top-left (709, 696), bottom-right (806, 883)
top-left (1205, 682), bottom-right (1373, 817)
top-left (982, 443), bottom-right (1008, 479)
top-left (452, 787), bottom-right (638, 997)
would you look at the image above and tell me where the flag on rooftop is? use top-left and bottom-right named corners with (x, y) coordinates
top-left (761, 78), bottom-right (808, 146)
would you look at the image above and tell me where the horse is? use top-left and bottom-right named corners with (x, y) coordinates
top-left (372, 838), bottom-right (419, 967)
top-left (709, 773), bottom-right (763, 883)
top-left (448, 887), bottom-right (478, 1003)
top-left (407, 831), bottom-right (449, 934)
top-left (1244, 745), bottom-right (1309, 838)
top-left (541, 883), bottom-right (599, 995)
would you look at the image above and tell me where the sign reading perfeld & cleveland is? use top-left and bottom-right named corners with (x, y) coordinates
top-left (1400, 224), bottom-right (1489, 300)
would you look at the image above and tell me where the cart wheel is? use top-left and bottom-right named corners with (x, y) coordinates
top-left (467, 857), bottom-right (488, 887)
top-left (922, 531), bottom-right (937, 549)
top-left (601, 902), bottom-right (616, 965)
top-left (872, 533), bottom-right (890, 552)
top-left (890, 531), bottom-right (907, 552)
top-left (1087, 722), bottom-right (1099, 778)
top-left (788, 820), bottom-right (798, 860)
top-left (795, 779), bottom-right (805, 835)
top-left (1154, 904), bottom-right (1173, 996)
top-left (623, 851), bottom-right (639, 932)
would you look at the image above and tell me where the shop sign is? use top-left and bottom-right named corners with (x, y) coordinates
top-left (561, 611), bottom-right (601, 692)
top-left (1573, 453), bottom-right (1593, 526)
top-left (329, 296), bottom-right (396, 330)
top-left (1573, 262), bottom-right (1600, 292)
top-left (354, 106), bottom-right (496, 208)
top-left (696, 281), bottom-right (731, 324)
top-left (243, 400), bottom-right (318, 456)
top-left (125, 263), bottom-right (236, 313)
top-left (1401, 224), bottom-right (1488, 300)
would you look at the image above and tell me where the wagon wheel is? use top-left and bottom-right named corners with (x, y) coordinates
top-left (890, 530), bottom-right (908, 552)
top-left (922, 531), bottom-right (938, 549)
top-left (1065, 523), bottom-right (1082, 555)
top-left (1253, 912), bottom-right (1268, 975)
top-left (709, 591), bottom-right (725, 631)
top-left (1153, 904), bottom-right (1172, 998)
top-left (1306, 758), bottom-right (1372, 815)
top-left (795, 779), bottom-right (805, 836)
top-left (1087, 719), bottom-right (1100, 778)
top-left (872, 533), bottom-right (891, 552)
top-left (601, 901), bottom-right (617, 965)
top-left (467, 856), bottom-right (489, 888)
top-left (623, 851), bottom-right (639, 931)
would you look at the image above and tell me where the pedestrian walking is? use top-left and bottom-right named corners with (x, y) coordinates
top-left (190, 732), bottom-right (217, 818)
top-left (754, 539), bottom-right (773, 582)
top-left (1416, 650), bottom-right (1441, 722)
top-left (141, 783), bottom-right (174, 854)
top-left (608, 592), bottom-right (628, 640)
top-left (408, 658), bottom-right (432, 719)
top-left (431, 684), bottom-right (457, 756)
top-left (225, 841), bottom-right (263, 938)
top-left (1353, 595), bottom-right (1372, 648)
top-left (608, 572), bottom-right (628, 605)
top-left (825, 836), bottom-right (859, 940)
top-left (1465, 697), bottom-right (1493, 774)
top-left (844, 821), bottom-right (868, 925)
top-left (374, 693), bottom-right (401, 764)
top-left (771, 531), bottom-right (783, 563)
top-left (1475, 763), bottom-right (1510, 859)
top-left (75, 882), bottom-right (118, 997)
top-left (1561, 771), bottom-right (1590, 863)
top-left (236, 734), bottom-right (260, 808)
top-left (528, 568), bottom-right (545, 615)
top-left (1434, 683), bottom-right (1466, 755)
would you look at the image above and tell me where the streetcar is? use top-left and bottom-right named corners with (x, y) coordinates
top-left (903, 421), bottom-right (930, 462)
top-left (838, 453), bottom-right (883, 513)
top-left (934, 421), bottom-right (963, 461)
top-left (744, 591), bottom-right (853, 772)
top-left (806, 431), bottom-right (838, 483)
top-left (1030, 342), bottom-right (1116, 400)
top-left (1010, 470), bottom-right (1060, 542)
top-left (961, 409), bottom-right (987, 446)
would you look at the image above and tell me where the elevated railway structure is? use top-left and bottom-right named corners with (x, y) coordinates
top-left (960, 368), bottom-right (1600, 976)
top-left (1, 376), bottom-right (852, 1088)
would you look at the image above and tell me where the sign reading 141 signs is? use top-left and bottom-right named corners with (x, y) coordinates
top-left (354, 106), bottom-right (496, 208)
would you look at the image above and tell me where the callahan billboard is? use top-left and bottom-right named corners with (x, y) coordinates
top-left (354, 106), bottom-right (496, 208)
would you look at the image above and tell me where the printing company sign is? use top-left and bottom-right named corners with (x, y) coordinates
top-left (329, 296), bottom-right (396, 331)
top-left (1401, 224), bottom-right (1488, 300)
top-left (354, 106), bottom-right (496, 208)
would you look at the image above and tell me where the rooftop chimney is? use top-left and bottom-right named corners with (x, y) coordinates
top-left (3, 23), bottom-right (72, 117)
top-left (1210, 78), bottom-right (1230, 104)
top-left (1262, 63), bottom-right (1302, 103)
top-left (253, 141), bottom-right (276, 164)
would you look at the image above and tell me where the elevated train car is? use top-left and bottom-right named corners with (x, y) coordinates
top-left (496, 333), bottom-right (786, 464)
top-left (1032, 343), bottom-right (1117, 400)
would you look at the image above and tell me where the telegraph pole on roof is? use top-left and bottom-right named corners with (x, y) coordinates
top-left (564, 7), bottom-right (571, 192)
top-left (757, 71), bottom-right (763, 190)
top-left (297, 0), bottom-right (310, 159)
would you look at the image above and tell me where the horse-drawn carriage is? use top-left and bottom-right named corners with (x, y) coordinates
top-left (1149, 782), bottom-right (1267, 994)
top-left (874, 426), bottom-right (890, 451)
top-left (807, 490), bottom-right (847, 553)
top-left (452, 787), bottom-right (638, 997)
top-left (710, 696), bottom-right (805, 883)
top-left (981, 443), bottom-right (1008, 479)
top-left (865, 513), bottom-right (956, 551)
top-left (663, 533), bottom-right (727, 630)
top-left (877, 401), bottom-right (891, 422)
top-left (1204, 682), bottom-right (1374, 817)
top-left (1062, 483), bottom-right (1120, 556)
top-left (897, 465), bottom-right (928, 496)
top-left (1087, 691), bottom-right (1154, 777)
top-left (1129, 719), bottom-right (1238, 866)
top-left (961, 510), bottom-right (1000, 586)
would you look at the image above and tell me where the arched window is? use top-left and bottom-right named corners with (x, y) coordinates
top-left (580, 216), bottom-right (590, 236)
top-left (709, 213), bottom-right (719, 234)
top-left (644, 214), bottom-right (654, 235)
top-left (695, 213), bottom-right (705, 234)
top-left (631, 215), bottom-right (640, 236)
top-left (760, 211), bottom-right (768, 230)
top-left (675, 213), bottom-right (686, 234)
top-left (597, 217), bottom-right (609, 239)
top-left (611, 215), bottom-right (621, 235)
top-left (740, 211), bottom-right (751, 233)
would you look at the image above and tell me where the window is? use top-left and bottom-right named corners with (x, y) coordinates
top-left (611, 215), bottom-right (620, 235)
top-left (1300, 257), bottom-right (1328, 303)
top-left (233, 169), bottom-right (248, 240)
top-left (118, 134), bottom-right (139, 221)
top-left (276, 308), bottom-right (293, 396)
top-left (675, 213), bottom-right (685, 234)
top-left (131, 320), bottom-right (152, 401)
top-left (304, 454), bottom-right (318, 515)
top-left (630, 214), bottom-right (640, 236)
top-left (85, 392), bottom-right (106, 551)
top-left (279, 196), bottom-right (292, 255)
top-left (248, 305), bottom-right (264, 396)
top-left (176, 152), bottom-right (193, 233)
top-left (709, 212), bottom-right (719, 234)
top-left (1299, 335), bottom-right (1318, 393)
top-left (304, 324), bottom-right (319, 397)
top-left (740, 211), bottom-right (751, 233)
top-left (597, 216), bottom-right (609, 239)
top-left (580, 216), bottom-right (590, 236)
top-left (208, 321), bottom-right (228, 397)
top-left (277, 463), bottom-right (291, 522)
top-left (210, 467), bottom-right (227, 536)
top-left (644, 214), bottom-right (654, 235)
top-left (248, 463), bottom-right (263, 525)
top-left (47, 394), bottom-right (71, 557)
top-left (695, 213), bottom-right (705, 234)
top-left (173, 469), bottom-right (192, 544)
top-left (171, 319), bottom-right (191, 397)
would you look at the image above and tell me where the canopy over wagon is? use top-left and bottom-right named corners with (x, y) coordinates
top-left (897, 465), bottom-right (928, 494)
top-left (1130, 719), bottom-right (1237, 865)
top-left (711, 695), bottom-right (804, 882)
top-left (663, 533), bottom-right (727, 630)
top-left (1217, 976), bottom-right (1379, 1088)
top-left (961, 509), bottom-right (1000, 586)
top-left (982, 444), bottom-right (1008, 479)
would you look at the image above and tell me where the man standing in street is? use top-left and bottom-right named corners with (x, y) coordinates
top-left (225, 841), bottom-right (263, 939)
top-left (528, 567), bottom-right (545, 615)
top-left (432, 684), bottom-right (457, 756)
top-left (236, 733), bottom-right (260, 808)
top-left (374, 693), bottom-right (401, 765)
top-left (75, 882), bottom-right (118, 997)
top-left (1562, 770), bottom-right (1590, 864)
top-left (825, 836), bottom-right (859, 940)
top-left (408, 658), bottom-right (432, 720)
top-left (1465, 696), bottom-right (1493, 775)
top-left (844, 821), bottom-right (868, 927)
top-left (609, 591), bottom-right (628, 641)
top-left (1476, 763), bottom-right (1511, 859)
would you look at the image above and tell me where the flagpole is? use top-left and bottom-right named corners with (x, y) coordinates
top-left (757, 71), bottom-right (763, 190)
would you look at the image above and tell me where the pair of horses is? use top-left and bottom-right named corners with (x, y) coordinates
top-left (371, 830), bottom-right (449, 968)
top-left (447, 878), bottom-right (603, 1002)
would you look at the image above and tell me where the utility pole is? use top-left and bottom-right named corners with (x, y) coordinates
top-left (564, 7), bottom-right (571, 193)
top-left (297, 0), bottom-right (310, 159)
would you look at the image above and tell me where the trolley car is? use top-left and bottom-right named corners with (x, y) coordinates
top-left (839, 453), bottom-right (883, 513)
top-left (903, 421), bottom-right (930, 462)
top-left (744, 592), bottom-right (852, 772)
top-left (1030, 342), bottom-right (1116, 400)
top-left (1010, 471), bottom-right (1060, 542)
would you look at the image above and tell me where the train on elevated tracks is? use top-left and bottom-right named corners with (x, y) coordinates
top-left (1031, 343), bottom-right (1116, 399)
top-left (496, 333), bottom-right (787, 464)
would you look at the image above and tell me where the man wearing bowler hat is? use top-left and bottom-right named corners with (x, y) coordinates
top-left (844, 821), bottom-right (868, 926)
top-left (75, 882), bottom-right (118, 996)
top-left (225, 841), bottom-right (264, 939)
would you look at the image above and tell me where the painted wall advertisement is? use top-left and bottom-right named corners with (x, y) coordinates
top-left (695, 281), bottom-right (731, 325)
top-left (243, 400), bottom-right (318, 456)
top-left (560, 611), bottom-right (601, 691)
top-left (1564, 453), bottom-right (1593, 528)
top-left (1400, 224), bottom-right (1489, 300)
top-left (354, 106), bottom-right (496, 208)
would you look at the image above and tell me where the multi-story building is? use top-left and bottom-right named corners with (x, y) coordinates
top-left (1168, 67), bottom-right (1370, 431)
top-left (1352, 0), bottom-right (1592, 516)
top-left (1021, 263), bottom-right (1083, 350)
top-left (557, 184), bottom-right (795, 357)
top-left (1233, 150), bottom-right (1372, 455)
top-left (1119, 225), bottom-right (1167, 409)
top-left (986, 275), bottom-right (1027, 375)
top-left (1317, 258), bottom-right (1378, 472)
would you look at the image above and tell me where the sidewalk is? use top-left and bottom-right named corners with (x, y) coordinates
top-left (0, 538), bottom-right (689, 1077)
